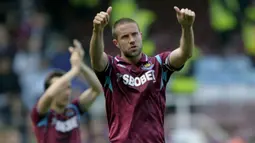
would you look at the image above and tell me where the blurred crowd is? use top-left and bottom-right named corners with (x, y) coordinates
top-left (0, 0), bottom-right (255, 142)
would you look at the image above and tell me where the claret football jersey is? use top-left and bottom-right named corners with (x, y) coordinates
top-left (31, 99), bottom-right (84, 143)
top-left (95, 52), bottom-right (183, 143)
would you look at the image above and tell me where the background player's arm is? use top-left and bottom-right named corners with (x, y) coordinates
top-left (71, 40), bottom-right (102, 111)
top-left (169, 7), bottom-right (195, 69)
top-left (78, 61), bottom-right (102, 111)
top-left (37, 41), bottom-right (83, 115)
top-left (37, 66), bottom-right (79, 115)
top-left (89, 7), bottom-right (112, 72)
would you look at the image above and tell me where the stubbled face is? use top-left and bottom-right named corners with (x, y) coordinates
top-left (113, 23), bottom-right (143, 58)
top-left (50, 77), bottom-right (71, 107)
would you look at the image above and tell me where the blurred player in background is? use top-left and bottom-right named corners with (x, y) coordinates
top-left (31, 40), bottom-right (102, 143)
top-left (90, 6), bottom-right (195, 143)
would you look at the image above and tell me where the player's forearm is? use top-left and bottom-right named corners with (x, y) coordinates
top-left (179, 26), bottom-right (194, 58)
top-left (80, 63), bottom-right (102, 93)
top-left (89, 29), bottom-right (107, 71)
top-left (78, 88), bottom-right (100, 112)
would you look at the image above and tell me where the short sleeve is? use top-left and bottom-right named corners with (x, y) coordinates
top-left (94, 55), bottom-right (113, 90)
top-left (155, 51), bottom-right (184, 72)
top-left (71, 99), bottom-right (85, 116)
top-left (30, 103), bottom-right (49, 126)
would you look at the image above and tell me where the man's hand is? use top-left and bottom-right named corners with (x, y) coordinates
top-left (73, 39), bottom-right (85, 58)
top-left (174, 6), bottom-right (195, 28)
top-left (69, 40), bottom-right (84, 70)
top-left (93, 6), bottom-right (112, 31)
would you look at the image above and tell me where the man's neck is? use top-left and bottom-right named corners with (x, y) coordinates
top-left (121, 53), bottom-right (142, 64)
top-left (51, 103), bottom-right (66, 114)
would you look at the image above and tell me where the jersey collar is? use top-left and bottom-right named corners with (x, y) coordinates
top-left (115, 53), bottom-right (148, 64)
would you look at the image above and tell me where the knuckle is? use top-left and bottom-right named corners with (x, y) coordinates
top-left (104, 13), bottom-right (109, 16)
top-left (102, 12), bottom-right (107, 16)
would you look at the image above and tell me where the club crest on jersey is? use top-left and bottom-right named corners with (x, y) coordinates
top-left (141, 62), bottom-right (154, 70)
top-left (65, 109), bottom-right (75, 117)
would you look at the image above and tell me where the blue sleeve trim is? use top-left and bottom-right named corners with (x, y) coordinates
top-left (155, 55), bottom-right (164, 90)
top-left (103, 57), bottom-right (113, 92)
top-left (104, 76), bottom-right (113, 91)
top-left (155, 55), bottom-right (162, 65)
top-left (68, 104), bottom-right (81, 120)
top-left (37, 113), bottom-right (49, 127)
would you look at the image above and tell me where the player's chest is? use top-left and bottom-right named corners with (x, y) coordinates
top-left (113, 62), bottom-right (160, 88)
top-left (49, 111), bottom-right (79, 133)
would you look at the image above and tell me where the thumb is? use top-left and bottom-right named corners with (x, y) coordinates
top-left (69, 47), bottom-right (74, 53)
top-left (174, 6), bottom-right (181, 14)
top-left (73, 39), bottom-right (81, 48)
top-left (106, 6), bottom-right (112, 15)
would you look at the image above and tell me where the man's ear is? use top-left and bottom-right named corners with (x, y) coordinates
top-left (113, 39), bottom-right (119, 48)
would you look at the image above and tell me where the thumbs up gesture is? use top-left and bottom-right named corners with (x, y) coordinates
top-left (174, 6), bottom-right (195, 27)
top-left (93, 6), bottom-right (112, 31)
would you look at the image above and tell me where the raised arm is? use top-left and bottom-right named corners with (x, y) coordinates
top-left (90, 6), bottom-right (112, 72)
top-left (78, 63), bottom-right (102, 111)
top-left (37, 47), bottom-right (82, 115)
top-left (72, 40), bottom-right (102, 111)
top-left (168, 6), bottom-right (195, 69)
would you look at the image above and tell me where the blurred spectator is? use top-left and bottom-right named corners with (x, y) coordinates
top-left (0, 55), bottom-right (21, 126)
top-left (0, 24), bottom-right (15, 58)
top-left (13, 36), bottom-right (43, 75)
top-left (13, 18), bottom-right (50, 110)
top-left (227, 136), bottom-right (246, 143)
top-left (45, 33), bottom-right (71, 71)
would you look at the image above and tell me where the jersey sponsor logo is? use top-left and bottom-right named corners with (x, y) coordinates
top-left (122, 70), bottom-right (156, 87)
top-left (55, 116), bottom-right (78, 132)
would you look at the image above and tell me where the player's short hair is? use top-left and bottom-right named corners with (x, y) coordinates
top-left (44, 70), bottom-right (66, 91)
top-left (112, 18), bottom-right (140, 39)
